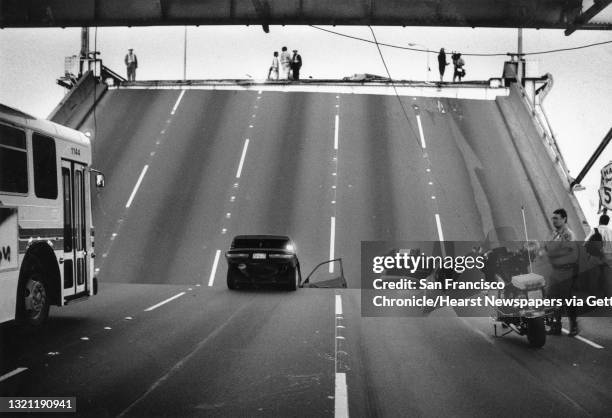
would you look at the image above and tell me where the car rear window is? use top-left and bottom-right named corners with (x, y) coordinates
top-left (232, 238), bottom-right (289, 249)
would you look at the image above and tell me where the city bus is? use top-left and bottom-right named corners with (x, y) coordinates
top-left (0, 104), bottom-right (104, 327)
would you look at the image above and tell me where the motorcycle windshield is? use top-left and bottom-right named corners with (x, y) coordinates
top-left (483, 226), bottom-right (522, 252)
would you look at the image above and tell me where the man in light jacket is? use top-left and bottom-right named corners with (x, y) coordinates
top-left (125, 48), bottom-right (138, 81)
top-left (280, 47), bottom-right (291, 80)
top-left (545, 208), bottom-right (579, 336)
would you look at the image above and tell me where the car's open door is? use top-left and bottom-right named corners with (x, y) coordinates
top-left (299, 258), bottom-right (347, 288)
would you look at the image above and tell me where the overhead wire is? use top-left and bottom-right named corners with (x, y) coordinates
top-left (367, 25), bottom-right (474, 237)
top-left (367, 26), bottom-right (421, 150)
top-left (311, 25), bottom-right (612, 57)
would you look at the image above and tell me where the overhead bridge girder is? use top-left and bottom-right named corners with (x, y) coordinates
top-left (0, 0), bottom-right (610, 30)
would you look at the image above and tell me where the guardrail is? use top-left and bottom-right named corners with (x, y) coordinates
top-left (517, 84), bottom-right (574, 187)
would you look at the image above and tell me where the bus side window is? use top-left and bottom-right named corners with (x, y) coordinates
top-left (32, 133), bottom-right (58, 199)
top-left (0, 123), bottom-right (28, 194)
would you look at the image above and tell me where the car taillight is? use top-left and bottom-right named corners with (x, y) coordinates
top-left (226, 253), bottom-right (249, 259)
top-left (268, 254), bottom-right (294, 259)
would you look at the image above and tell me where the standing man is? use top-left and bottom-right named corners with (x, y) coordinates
top-left (268, 51), bottom-right (279, 80)
top-left (125, 48), bottom-right (138, 81)
top-left (437, 48), bottom-right (449, 82)
top-left (280, 47), bottom-right (291, 80)
top-left (585, 213), bottom-right (612, 296)
top-left (290, 49), bottom-right (302, 81)
top-left (546, 208), bottom-right (579, 336)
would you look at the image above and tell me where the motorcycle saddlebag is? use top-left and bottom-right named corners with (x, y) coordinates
top-left (511, 272), bottom-right (545, 290)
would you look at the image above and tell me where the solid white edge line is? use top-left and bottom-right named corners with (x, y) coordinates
top-left (561, 328), bottom-right (604, 349)
top-left (335, 372), bottom-right (349, 418)
top-left (329, 216), bottom-right (336, 273)
top-left (416, 114), bottom-right (426, 149)
top-left (335, 294), bottom-right (343, 316)
top-left (236, 139), bottom-right (250, 178)
top-left (208, 249), bottom-right (221, 287)
top-left (144, 292), bottom-right (186, 312)
top-left (126, 165), bottom-right (149, 208)
top-left (170, 90), bottom-right (186, 115)
top-left (334, 114), bottom-right (339, 150)
top-left (0, 367), bottom-right (28, 382)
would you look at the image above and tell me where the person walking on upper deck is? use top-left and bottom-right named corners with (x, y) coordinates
top-left (452, 52), bottom-right (465, 82)
top-left (280, 47), bottom-right (291, 80)
top-left (437, 48), bottom-right (449, 82)
top-left (268, 51), bottom-right (279, 80)
top-left (125, 48), bottom-right (138, 81)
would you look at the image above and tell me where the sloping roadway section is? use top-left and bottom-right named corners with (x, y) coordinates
top-left (2, 86), bottom-right (612, 417)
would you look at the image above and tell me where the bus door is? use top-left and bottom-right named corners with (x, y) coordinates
top-left (62, 160), bottom-right (88, 297)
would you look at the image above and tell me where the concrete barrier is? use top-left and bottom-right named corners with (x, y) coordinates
top-left (48, 71), bottom-right (107, 130)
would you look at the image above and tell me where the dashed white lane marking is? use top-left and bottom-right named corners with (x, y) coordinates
top-left (208, 249), bottom-right (221, 287)
top-left (335, 294), bottom-right (343, 315)
top-left (329, 216), bottom-right (336, 273)
top-left (435, 213), bottom-right (444, 241)
top-left (334, 294), bottom-right (349, 418)
top-left (435, 213), bottom-right (446, 258)
top-left (125, 165), bottom-right (149, 208)
top-left (416, 114), bottom-right (426, 149)
top-left (561, 329), bottom-right (604, 349)
top-left (144, 292), bottom-right (186, 312)
top-left (170, 90), bottom-right (186, 115)
top-left (0, 367), bottom-right (28, 383)
top-left (335, 373), bottom-right (349, 418)
top-left (334, 114), bottom-right (340, 150)
top-left (236, 139), bottom-right (250, 178)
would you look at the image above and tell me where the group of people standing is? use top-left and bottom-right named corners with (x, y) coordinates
top-left (268, 47), bottom-right (303, 81)
top-left (437, 48), bottom-right (466, 83)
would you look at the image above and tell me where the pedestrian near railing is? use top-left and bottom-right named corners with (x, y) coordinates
top-left (124, 48), bottom-right (138, 81)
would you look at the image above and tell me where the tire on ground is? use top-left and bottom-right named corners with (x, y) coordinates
top-left (526, 317), bottom-right (546, 348)
top-left (16, 257), bottom-right (50, 328)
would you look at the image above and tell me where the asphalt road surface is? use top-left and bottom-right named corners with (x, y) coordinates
top-left (2, 87), bottom-right (611, 417)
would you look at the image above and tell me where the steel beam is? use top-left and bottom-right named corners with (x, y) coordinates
top-left (0, 0), bottom-right (610, 29)
top-left (565, 0), bottom-right (612, 35)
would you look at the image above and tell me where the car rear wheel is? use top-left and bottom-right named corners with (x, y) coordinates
top-left (287, 269), bottom-right (298, 291)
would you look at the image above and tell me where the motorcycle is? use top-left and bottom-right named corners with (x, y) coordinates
top-left (479, 227), bottom-right (551, 348)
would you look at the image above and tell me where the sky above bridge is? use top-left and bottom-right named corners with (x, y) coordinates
top-left (0, 25), bottom-right (610, 223)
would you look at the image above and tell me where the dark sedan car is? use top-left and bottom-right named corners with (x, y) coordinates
top-left (225, 235), bottom-right (300, 290)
